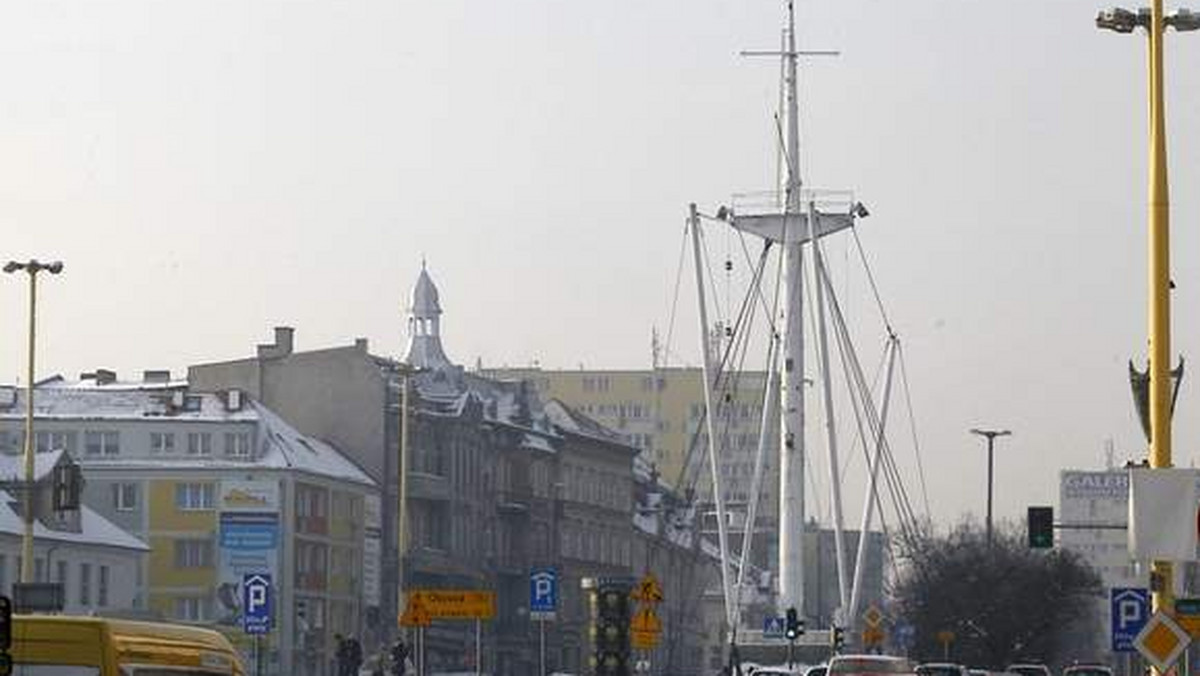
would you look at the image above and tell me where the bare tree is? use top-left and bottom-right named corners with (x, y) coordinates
top-left (891, 519), bottom-right (1103, 668)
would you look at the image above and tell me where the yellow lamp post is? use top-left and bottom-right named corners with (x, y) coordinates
top-left (1096, 2), bottom-right (1199, 623)
top-left (3, 259), bottom-right (63, 584)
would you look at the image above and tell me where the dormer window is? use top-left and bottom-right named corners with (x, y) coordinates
top-left (224, 432), bottom-right (251, 458)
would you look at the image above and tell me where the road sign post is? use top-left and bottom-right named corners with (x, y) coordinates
top-left (530, 569), bottom-right (557, 676)
top-left (1113, 588), bottom-right (1151, 652)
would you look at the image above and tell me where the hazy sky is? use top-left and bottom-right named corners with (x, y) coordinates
top-left (0, 1), bottom-right (1198, 529)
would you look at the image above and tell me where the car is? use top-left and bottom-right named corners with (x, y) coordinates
top-left (830, 655), bottom-right (918, 676)
top-left (917, 664), bottom-right (968, 676)
top-left (1062, 665), bottom-right (1113, 676)
top-left (806, 665), bottom-right (829, 676)
top-left (1007, 664), bottom-right (1052, 676)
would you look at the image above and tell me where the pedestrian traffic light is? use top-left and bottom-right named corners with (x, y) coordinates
top-left (1028, 506), bottom-right (1054, 548)
top-left (592, 583), bottom-right (630, 676)
top-left (831, 625), bottom-right (845, 654)
top-left (785, 607), bottom-right (803, 640)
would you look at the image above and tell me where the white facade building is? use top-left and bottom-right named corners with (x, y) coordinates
top-left (0, 449), bottom-right (148, 613)
top-left (1059, 469), bottom-right (1145, 657)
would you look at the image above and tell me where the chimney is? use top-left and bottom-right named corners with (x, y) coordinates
top-left (355, 338), bottom-right (369, 352)
top-left (256, 326), bottom-right (295, 359)
top-left (143, 370), bottom-right (171, 384)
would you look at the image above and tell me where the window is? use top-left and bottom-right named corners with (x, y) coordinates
top-left (150, 432), bottom-right (175, 454)
top-left (34, 558), bottom-right (45, 582)
top-left (98, 565), bottom-right (109, 606)
top-left (56, 560), bottom-right (67, 586)
top-left (79, 563), bottom-right (91, 605)
top-left (112, 483), bottom-right (138, 511)
top-left (224, 432), bottom-right (251, 457)
top-left (84, 431), bottom-right (119, 456)
top-left (36, 430), bottom-right (76, 453)
top-left (174, 483), bottom-right (214, 510)
top-left (174, 597), bottom-right (206, 621)
top-left (187, 432), bottom-right (212, 456)
top-left (174, 539), bottom-right (213, 568)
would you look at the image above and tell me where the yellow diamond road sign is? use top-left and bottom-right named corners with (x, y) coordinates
top-left (863, 605), bottom-right (884, 627)
top-left (1134, 610), bottom-right (1191, 672)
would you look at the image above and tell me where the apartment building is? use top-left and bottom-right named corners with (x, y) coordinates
top-left (0, 378), bottom-right (377, 676)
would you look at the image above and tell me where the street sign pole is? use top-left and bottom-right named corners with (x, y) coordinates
top-left (475, 618), bottom-right (482, 676)
top-left (540, 617), bottom-right (546, 676)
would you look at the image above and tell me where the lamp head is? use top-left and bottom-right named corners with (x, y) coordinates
top-left (1096, 7), bottom-right (1140, 32)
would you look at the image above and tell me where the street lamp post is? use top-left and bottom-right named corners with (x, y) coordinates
top-left (969, 428), bottom-right (1011, 547)
top-left (4, 259), bottom-right (63, 584)
top-left (1096, 1), bottom-right (1197, 625)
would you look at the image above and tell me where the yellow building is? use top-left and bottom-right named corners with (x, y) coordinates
top-left (0, 376), bottom-right (378, 676)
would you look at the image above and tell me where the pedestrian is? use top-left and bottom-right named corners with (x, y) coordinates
top-left (347, 637), bottom-right (363, 676)
top-left (334, 634), bottom-right (348, 676)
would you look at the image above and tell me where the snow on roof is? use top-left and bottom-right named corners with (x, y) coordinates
top-left (4, 383), bottom-right (373, 486)
top-left (543, 399), bottom-right (626, 445)
top-left (0, 489), bottom-right (148, 552)
top-left (250, 401), bottom-right (374, 486)
top-left (0, 385), bottom-right (256, 422)
top-left (0, 448), bottom-right (65, 483)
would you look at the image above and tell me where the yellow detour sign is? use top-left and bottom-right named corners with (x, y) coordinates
top-left (863, 605), bottom-right (884, 627)
top-left (400, 594), bottom-right (431, 627)
top-left (630, 574), bottom-right (664, 603)
top-left (862, 626), bottom-right (885, 647)
top-left (1134, 611), bottom-right (1191, 672)
top-left (632, 628), bottom-right (660, 650)
top-left (631, 607), bottom-right (662, 634)
top-left (410, 589), bottom-right (496, 620)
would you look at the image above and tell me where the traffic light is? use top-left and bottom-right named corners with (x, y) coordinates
top-left (0, 595), bottom-right (11, 676)
top-left (51, 463), bottom-right (83, 512)
top-left (785, 606), bottom-right (804, 640)
top-left (592, 583), bottom-right (630, 676)
top-left (831, 625), bottom-right (845, 654)
top-left (1028, 506), bottom-right (1054, 548)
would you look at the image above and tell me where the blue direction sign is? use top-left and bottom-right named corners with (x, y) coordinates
top-left (530, 568), bottom-right (558, 619)
top-left (763, 616), bottom-right (785, 638)
top-left (1111, 587), bottom-right (1150, 652)
top-left (242, 573), bottom-right (273, 635)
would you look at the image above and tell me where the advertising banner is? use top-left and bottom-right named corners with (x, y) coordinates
top-left (363, 495), bottom-right (381, 608)
top-left (217, 480), bottom-right (280, 627)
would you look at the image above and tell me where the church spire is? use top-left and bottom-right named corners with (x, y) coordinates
top-left (403, 265), bottom-right (452, 370)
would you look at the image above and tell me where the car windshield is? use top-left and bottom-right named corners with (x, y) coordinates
top-left (1009, 668), bottom-right (1045, 676)
top-left (918, 667), bottom-right (962, 676)
top-left (831, 658), bottom-right (915, 675)
top-left (1066, 669), bottom-right (1110, 676)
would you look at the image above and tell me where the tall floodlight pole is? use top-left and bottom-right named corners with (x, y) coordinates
top-left (4, 259), bottom-right (63, 584)
top-left (969, 428), bottom-right (1011, 547)
top-left (1096, 2), bottom-right (1198, 626)
top-left (733, 1), bottom-right (858, 622)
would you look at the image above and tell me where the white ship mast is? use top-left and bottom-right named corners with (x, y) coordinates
top-left (731, 0), bottom-right (859, 623)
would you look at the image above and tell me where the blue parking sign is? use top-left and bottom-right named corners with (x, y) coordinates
top-left (1111, 587), bottom-right (1149, 652)
top-left (242, 573), bottom-right (273, 635)
top-left (530, 568), bottom-right (557, 618)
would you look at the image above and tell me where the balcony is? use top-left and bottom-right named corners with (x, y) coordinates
top-left (496, 489), bottom-right (531, 515)
top-left (407, 471), bottom-right (451, 501)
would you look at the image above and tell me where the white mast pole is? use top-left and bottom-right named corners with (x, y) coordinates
top-left (734, 325), bottom-right (782, 626)
top-left (690, 203), bottom-right (737, 628)
top-left (847, 335), bottom-right (898, 630)
top-left (806, 200), bottom-right (850, 614)
top-left (777, 0), bottom-right (808, 620)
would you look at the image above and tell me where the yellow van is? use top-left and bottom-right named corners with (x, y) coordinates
top-left (10, 614), bottom-right (246, 676)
